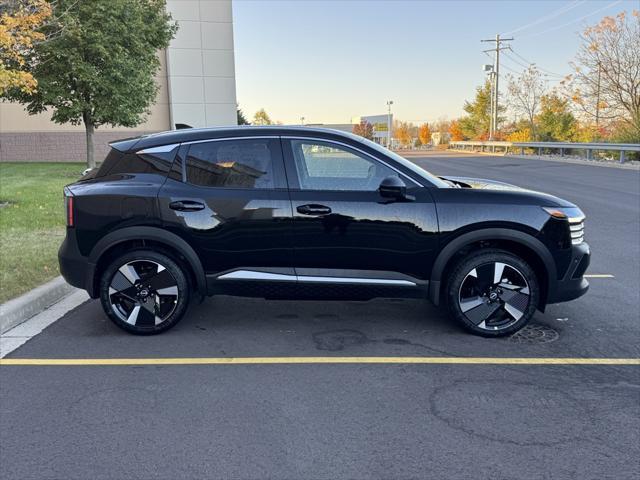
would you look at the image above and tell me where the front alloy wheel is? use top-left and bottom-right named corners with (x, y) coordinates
top-left (100, 251), bottom-right (190, 334)
top-left (447, 250), bottom-right (539, 337)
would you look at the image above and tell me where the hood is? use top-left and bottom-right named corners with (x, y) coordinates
top-left (439, 175), bottom-right (576, 207)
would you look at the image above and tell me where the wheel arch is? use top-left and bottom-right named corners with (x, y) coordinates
top-left (86, 226), bottom-right (206, 298)
top-left (429, 228), bottom-right (556, 309)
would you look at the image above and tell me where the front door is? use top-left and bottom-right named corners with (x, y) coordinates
top-left (282, 137), bottom-right (439, 284)
top-left (158, 136), bottom-right (294, 281)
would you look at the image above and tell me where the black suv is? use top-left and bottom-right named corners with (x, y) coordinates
top-left (59, 126), bottom-right (590, 337)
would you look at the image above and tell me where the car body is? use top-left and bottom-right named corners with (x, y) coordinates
top-left (59, 126), bottom-right (590, 336)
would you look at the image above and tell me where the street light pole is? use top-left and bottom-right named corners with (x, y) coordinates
top-left (386, 100), bottom-right (393, 148)
top-left (300, 116), bottom-right (305, 126)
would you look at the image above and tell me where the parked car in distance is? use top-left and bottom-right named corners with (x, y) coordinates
top-left (59, 126), bottom-right (590, 336)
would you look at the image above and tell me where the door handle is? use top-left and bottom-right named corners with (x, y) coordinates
top-left (297, 204), bottom-right (332, 215)
top-left (169, 200), bottom-right (205, 212)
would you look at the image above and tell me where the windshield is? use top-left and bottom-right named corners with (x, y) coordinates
top-left (357, 137), bottom-right (450, 188)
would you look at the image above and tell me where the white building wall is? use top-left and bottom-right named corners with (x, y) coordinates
top-left (165, 0), bottom-right (237, 128)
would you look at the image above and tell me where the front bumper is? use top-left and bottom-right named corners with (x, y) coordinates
top-left (58, 229), bottom-right (97, 297)
top-left (547, 241), bottom-right (590, 304)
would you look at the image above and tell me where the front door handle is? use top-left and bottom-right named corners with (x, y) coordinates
top-left (296, 204), bottom-right (332, 216)
top-left (170, 200), bottom-right (205, 212)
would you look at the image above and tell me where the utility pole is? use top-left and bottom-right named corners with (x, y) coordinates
top-left (482, 34), bottom-right (513, 139)
top-left (595, 61), bottom-right (601, 127)
top-left (386, 100), bottom-right (394, 148)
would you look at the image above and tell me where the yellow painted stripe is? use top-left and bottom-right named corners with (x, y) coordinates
top-left (584, 274), bottom-right (615, 278)
top-left (0, 357), bottom-right (638, 366)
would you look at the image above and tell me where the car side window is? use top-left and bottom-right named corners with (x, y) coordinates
top-left (185, 139), bottom-right (276, 189)
top-left (290, 140), bottom-right (395, 191)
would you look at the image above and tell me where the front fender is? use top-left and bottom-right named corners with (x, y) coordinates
top-left (428, 228), bottom-right (556, 306)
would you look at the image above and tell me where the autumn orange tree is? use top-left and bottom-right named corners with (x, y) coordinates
top-left (449, 120), bottom-right (465, 141)
top-left (352, 120), bottom-right (374, 140)
top-left (0, 0), bottom-right (51, 94)
top-left (393, 121), bottom-right (413, 147)
top-left (418, 123), bottom-right (432, 145)
top-left (567, 11), bottom-right (640, 141)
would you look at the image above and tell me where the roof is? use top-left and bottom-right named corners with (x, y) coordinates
top-left (111, 125), bottom-right (362, 152)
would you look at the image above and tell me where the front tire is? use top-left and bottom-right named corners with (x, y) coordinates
top-left (99, 250), bottom-right (190, 335)
top-left (446, 249), bottom-right (539, 337)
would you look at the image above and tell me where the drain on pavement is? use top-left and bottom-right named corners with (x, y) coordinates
top-left (508, 323), bottom-right (559, 344)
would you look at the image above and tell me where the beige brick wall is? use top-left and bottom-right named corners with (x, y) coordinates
top-left (0, 131), bottom-right (155, 163)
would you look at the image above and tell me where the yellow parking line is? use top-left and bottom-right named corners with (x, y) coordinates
top-left (584, 274), bottom-right (615, 278)
top-left (0, 357), bottom-right (638, 366)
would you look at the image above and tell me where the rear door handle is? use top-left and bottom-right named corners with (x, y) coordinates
top-left (296, 204), bottom-right (332, 215)
top-left (170, 200), bottom-right (205, 212)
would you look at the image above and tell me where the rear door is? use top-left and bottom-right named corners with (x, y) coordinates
top-left (158, 136), bottom-right (295, 281)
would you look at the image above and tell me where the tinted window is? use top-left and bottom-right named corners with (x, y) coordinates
top-left (186, 139), bottom-right (276, 189)
top-left (290, 140), bottom-right (395, 191)
top-left (95, 147), bottom-right (175, 178)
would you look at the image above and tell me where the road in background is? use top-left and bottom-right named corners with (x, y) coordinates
top-left (1, 151), bottom-right (639, 480)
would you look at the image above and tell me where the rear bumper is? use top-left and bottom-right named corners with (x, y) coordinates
top-left (547, 242), bottom-right (590, 304)
top-left (58, 229), bottom-right (98, 298)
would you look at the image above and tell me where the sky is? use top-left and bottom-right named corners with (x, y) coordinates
top-left (232, 0), bottom-right (636, 125)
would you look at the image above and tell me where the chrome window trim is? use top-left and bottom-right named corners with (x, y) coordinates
top-left (217, 270), bottom-right (416, 286)
top-left (176, 135), bottom-right (424, 187)
top-left (181, 136), bottom-right (278, 146)
top-left (282, 136), bottom-right (424, 188)
top-left (137, 144), bottom-right (180, 154)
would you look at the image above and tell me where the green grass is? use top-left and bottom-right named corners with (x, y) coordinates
top-left (0, 163), bottom-right (85, 304)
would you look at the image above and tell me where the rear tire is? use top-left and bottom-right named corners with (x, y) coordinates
top-left (446, 249), bottom-right (539, 337)
top-left (99, 250), bottom-right (190, 335)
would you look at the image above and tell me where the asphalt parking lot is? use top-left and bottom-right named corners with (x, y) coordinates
top-left (1, 152), bottom-right (639, 480)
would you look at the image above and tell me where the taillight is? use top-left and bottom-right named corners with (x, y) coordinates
top-left (64, 188), bottom-right (74, 227)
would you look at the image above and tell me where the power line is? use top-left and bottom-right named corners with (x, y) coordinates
top-left (519, 0), bottom-right (623, 39)
top-left (508, 50), bottom-right (567, 78)
top-left (503, 0), bottom-right (586, 36)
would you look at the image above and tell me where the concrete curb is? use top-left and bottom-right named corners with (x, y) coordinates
top-left (0, 276), bottom-right (78, 334)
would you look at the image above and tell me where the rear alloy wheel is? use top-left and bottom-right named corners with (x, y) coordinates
top-left (446, 250), bottom-right (539, 337)
top-left (100, 251), bottom-right (190, 334)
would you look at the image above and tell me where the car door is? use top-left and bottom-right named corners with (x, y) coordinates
top-left (158, 136), bottom-right (295, 284)
top-left (282, 136), bottom-right (439, 284)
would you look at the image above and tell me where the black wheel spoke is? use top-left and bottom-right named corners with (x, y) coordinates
top-left (464, 302), bottom-right (501, 325)
top-left (475, 264), bottom-right (495, 290)
top-left (146, 269), bottom-right (177, 291)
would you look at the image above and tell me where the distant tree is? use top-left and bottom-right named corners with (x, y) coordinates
top-left (352, 120), bottom-right (374, 140)
top-left (393, 121), bottom-right (413, 147)
top-left (567, 11), bottom-right (640, 139)
top-left (507, 66), bottom-right (546, 139)
top-left (507, 128), bottom-right (532, 142)
top-left (459, 80), bottom-right (505, 139)
top-left (3, 0), bottom-right (177, 168)
top-left (253, 108), bottom-right (273, 126)
top-left (449, 120), bottom-right (465, 141)
top-left (237, 107), bottom-right (250, 125)
top-left (0, 0), bottom-right (51, 94)
top-left (418, 123), bottom-right (432, 145)
top-left (537, 93), bottom-right (577, 141)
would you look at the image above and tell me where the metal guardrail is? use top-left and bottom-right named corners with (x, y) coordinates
top-left (449, 141), bottom-right (640, 163)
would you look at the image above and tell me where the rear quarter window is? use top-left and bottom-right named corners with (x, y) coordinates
top-left (95, 147), bottom-right (176, 177)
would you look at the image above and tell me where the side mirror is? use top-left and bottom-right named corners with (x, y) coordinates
top-left (378, 175), bottom-right (409, 201)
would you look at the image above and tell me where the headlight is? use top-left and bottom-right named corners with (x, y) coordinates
top-left (543, 207), bottom-right (585, 245)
